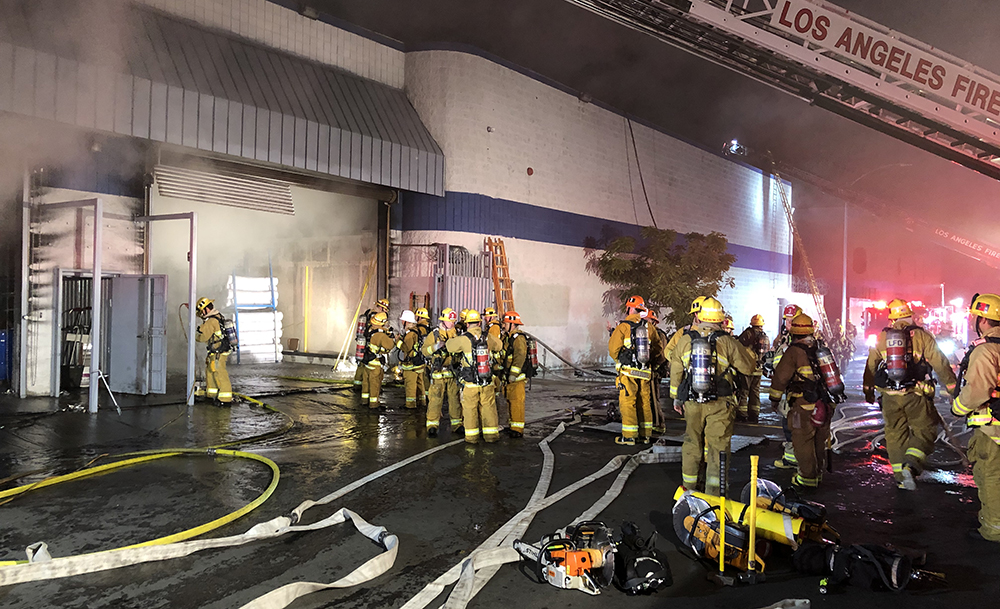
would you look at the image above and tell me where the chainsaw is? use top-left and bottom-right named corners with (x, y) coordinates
top-left (513, 536), bottom-right (607, 595)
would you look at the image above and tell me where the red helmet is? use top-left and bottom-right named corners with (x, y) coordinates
top-left (783, 304), bottom-right (803, 319)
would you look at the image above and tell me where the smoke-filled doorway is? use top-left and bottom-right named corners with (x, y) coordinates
top-left (150, 180), bottom-right (379, 375)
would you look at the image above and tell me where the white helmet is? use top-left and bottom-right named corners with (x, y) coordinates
top-left (399, 310), bottom-right (417, 324)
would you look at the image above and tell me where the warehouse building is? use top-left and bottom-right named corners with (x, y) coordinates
top-left (0, 0), bottom-right (791, 402)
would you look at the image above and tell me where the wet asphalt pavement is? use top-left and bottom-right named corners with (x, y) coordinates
top-left (1, 361), bottom-right (998, 608)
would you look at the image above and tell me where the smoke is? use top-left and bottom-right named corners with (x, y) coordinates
top-left (150, 181), bottom-right (379, 372)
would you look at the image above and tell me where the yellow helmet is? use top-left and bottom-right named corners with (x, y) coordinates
top-left (415, 307), bottom-right (430, 320)
top-left (699, 297), bottom-right (725, 324)
top-left (459, 308), bottom-right (470, 321)
top-left (789, 313), bottom-right (815, 335)
top-left (723, 315), bottom-right (734, 332)
top-left (465, 309), bottom-right (482, 324)
top-left (484, 307), bottom-right (497, 319)
top-left (375, 298), bottom-right (389, 312)
top-left (439, 308), bottom-right (458, 322)
top-left (750, 314), bottom-right (765, 327)
top-left (971, 293), bottom-right (1000, 322)
top-left (689, 296), bottom-right (707, 314)
top-left (887, 298), bottom-right (913, 320)
top-left (195, 297), bottom-right (214, 315)
top-left (371, 311), bottom-right (388, 326)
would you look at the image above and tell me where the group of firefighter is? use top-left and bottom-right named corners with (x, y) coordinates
top-left (352, 298), bottom-right (536, 444)
top-left (610, 292), bottom-right (1000, 543)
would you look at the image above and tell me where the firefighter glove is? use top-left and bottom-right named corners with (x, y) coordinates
top-left (864, 387), bottom-right (876, 404)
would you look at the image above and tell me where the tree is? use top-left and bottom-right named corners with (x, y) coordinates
top-left (585, 226), bottom-right (736, 329)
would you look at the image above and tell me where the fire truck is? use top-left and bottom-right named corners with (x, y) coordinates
top-left (859, 300), bottom-right (968, 363)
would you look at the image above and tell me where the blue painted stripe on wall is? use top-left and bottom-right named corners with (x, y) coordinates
top-left (402, 191), bottom-right (791, 275)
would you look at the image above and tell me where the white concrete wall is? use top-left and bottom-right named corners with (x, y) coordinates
top-left (402, 50), bottom-right (793, 365)
top-left (137, 0), bottom-right (405, 88)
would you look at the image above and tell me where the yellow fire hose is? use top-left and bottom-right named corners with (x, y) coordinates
top-left (0, 392), bottom-right (292, 566)
top-left (0, 448), bottom-right (279, 566)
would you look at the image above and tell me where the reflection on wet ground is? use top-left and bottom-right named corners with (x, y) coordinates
top-left (0, 360), bottom-right (995, 608)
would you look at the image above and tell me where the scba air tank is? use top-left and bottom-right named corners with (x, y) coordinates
top-left (527, 337), bottom-right (538, 369)
top-left (815, 343), bottom-right (845, 398)
top-left (884, 329), bottom-right (909, 387)
top-left (354, 315), bottom-right (367, 360)
top-left (475, 342), bottom-right (491, 383)
top-left (690, 337), bottom-right (713, 399)
top-left (635, 324), bottom-right (650, 365)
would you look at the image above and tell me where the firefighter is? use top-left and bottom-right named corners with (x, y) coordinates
top-left (609, 295), bottom-right (665, 445)
top-left (456, 308), bottom-right (470, 334)
top-left (414, 307), bottom-right (432, 404)
top-left (354, 298), bottom-right (389, 389)
top-left (723, 315), bottom-right (735, 334)
top-left (768, 313), bottom-right (833, 489)
top-left (447, 309), bottom-right (504, 443)
top-left (736, 314), bottom-right (769, 423)
top-left (670, 297), bottom-right (757, 494)
top-left (644, 309), bottom-right (669, 432)
top-left (864, 298), bottom-right (957, 490)
top-left (771, 303), bottom-right (804, 469)
top-left (195, 297), bottom-right (233, 405)
top-left (422, 308), bottom-right (463, 437)
top-left (502, 311), bottom-right (530, 438)
top-left (485, 307), bottom-right (506, 396)
top-left (952, 293), bottom-right (1000, 541)
top-left (360, 311), bottom-right (394, 409)
top-left (398, 310), bottom-right (429, 409)
top-left (664, 296), bottom-right (706, 364)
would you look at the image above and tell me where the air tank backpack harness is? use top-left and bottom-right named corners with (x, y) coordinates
top-left (678, 330), bottom-right (731, 403)
top-left (955, 335), bottom-right (1000, 422)
top-left (874, 326), bottom-right (930, 392)
top-left (462, 331), bottom-right (494, 386)
top-left (617, 320), bottom-right (652, 381)
top-left (787, 342), bottom-right (846, 405)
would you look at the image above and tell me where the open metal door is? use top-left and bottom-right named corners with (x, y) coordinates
top-left (108, 275), bottom-right (168, 395)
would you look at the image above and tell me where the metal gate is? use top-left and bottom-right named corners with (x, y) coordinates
top-left (392, 244), bottom-right (495, 320)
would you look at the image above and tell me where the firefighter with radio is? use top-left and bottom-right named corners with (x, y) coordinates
top-left (353, 298), bottom-right (390, 389)
top-left (952, 293), bottom-right (1000, 542)
top-left (769, 313), bottom-right (845, 489)
top-left (421, 308), bottom-right (463, 437)
top-left (359, 311), bottom-right (394, 409)
top-left (398, 310), bottom-right (430, 409)
top-left (609, 296), bottom-right (665, 445)
top-left (447, 309), bottom-right (504, 444)
top-left (195, 297), bottom-right (234, 405)
top-left (502, 311), bottom-right (536, 438)
top-left (864, 298), bottom-right (957, 490)
top-left (670, 297), bottom-right (757, 494)
top-left (736, 314), bottom-right (769, 423)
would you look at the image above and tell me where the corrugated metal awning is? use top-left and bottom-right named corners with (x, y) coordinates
top-left (0, 0), bottom-right (444, 196)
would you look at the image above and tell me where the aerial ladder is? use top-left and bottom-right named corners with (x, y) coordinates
top-left (562, 0), bottom-right (1000, 182)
